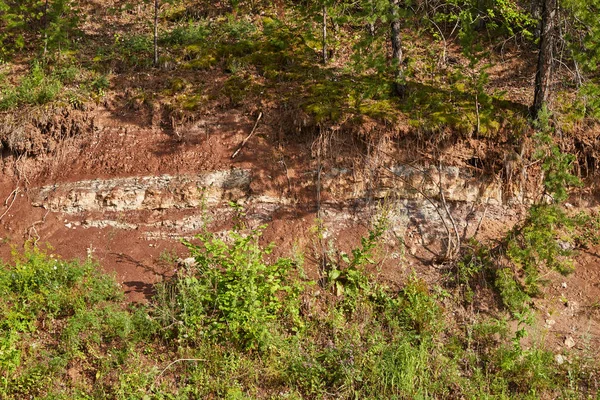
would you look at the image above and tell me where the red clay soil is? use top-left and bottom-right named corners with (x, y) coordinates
top-left (0, 105), bottom-right (321, 302)
top-left (0, 103), bottom-right (599, 359)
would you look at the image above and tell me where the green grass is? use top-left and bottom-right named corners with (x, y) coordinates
top-left (0, 215), bottom-right (597, 398)
top-left (0, 63), bottom-right (62, 110)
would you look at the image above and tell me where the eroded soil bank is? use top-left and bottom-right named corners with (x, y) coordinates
top-left (0, 105), bottom-right (599, 354)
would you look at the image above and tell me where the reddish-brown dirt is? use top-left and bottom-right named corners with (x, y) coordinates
top-left (0, 102), bottom-right (599, 359)
top-left (0, 105), bottom-right (319, 302)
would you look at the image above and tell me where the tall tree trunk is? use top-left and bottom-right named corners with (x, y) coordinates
top-left (533, 0), bottom-right (557, 118)
top-left (322, 3), bottom-right (327, 64)
top-left (43, 0), bottom-right (49, 57)
top-left (153, 0), bottom-right (159, 67)
top-left (530, 0), bottom-right (542, 40)
top-left (390, 0), bottom-right (405, 97)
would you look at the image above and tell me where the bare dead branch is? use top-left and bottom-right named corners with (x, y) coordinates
top-left (231, 112), bottom-right (263, 159)
top-left (0, 187), bottom-right (19, 222)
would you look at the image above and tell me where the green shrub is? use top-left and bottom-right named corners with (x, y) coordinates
top-left (161, 22), bottom-right (210, 46)
top-left (155, 226), bottom-right (303, 350)
top-left (90, 73), bottom-right (110, 95)
top-left (397, 276), bottom-right (444, 337)
top-left (0, 62), bottom-right (62, 110)
top-left (0, 245), bottom-right (135, 397)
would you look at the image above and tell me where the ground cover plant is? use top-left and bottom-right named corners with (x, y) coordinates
top-left (1, 1), bottom-right (600, 398)
top-left (0, 208), bottom-right (598, 398)
top-left (1, 0), bottom-right (598, 157)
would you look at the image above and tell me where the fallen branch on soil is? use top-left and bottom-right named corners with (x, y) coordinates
top-left (0, 187), bottom-right (20, 222)
top-left (231, 112), bottom-right (263, 159)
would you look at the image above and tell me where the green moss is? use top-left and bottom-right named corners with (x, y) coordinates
top-left (303, 81), bottom-right (345, 123)
top-left (168, 77), bottom-right (188, 93)
top-left (357, 99), bottom-right (399, 123)
top-left (180, 93), bottom-right (206, 110)
top-left (222, 74), bottom-right (260, 106)
top-left (182, 53), bottom-right (217, 70)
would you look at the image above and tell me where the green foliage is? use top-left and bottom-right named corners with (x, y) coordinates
top-left (113, 33), bottom-right (154, 69)
top-left (396, 276), bottom-right (443, 336)
top-left (161, 22), bottom-right (210, 46)
top-left (155, 225), bottom-right (303, 350)
top-left (0, 62), bottom-right (62, 109)
top-left (562, 0), bottom-right (600, 74)
top-left (0, 245), bottom-right (134, 397)
top-left (508, 204), bottom-right (575, 281)
top-left (497, 109), bottom-right (582, 303)
top-left (453, 239), bottom-right (492, 303)
top-left (578, 83), bottom-right (600, 120)
top-left (453, 239), bottom-right (532, 317)
top-left (493, 266), bottom-right (531, 316)
top-left (534, 107), bottom-right (582, 203)
top-left (453, 108), bottom-right (582, 318)
top-left (0, 0), bottom-right (80, 60)
top-left (433, 0), bottom-right (536, 43)
top-left (42, 0), bottom-right (81, 55)
top-left (325, 213), bottom-right (388, 312)
top-left (222, 74), bottom-right (259, 106)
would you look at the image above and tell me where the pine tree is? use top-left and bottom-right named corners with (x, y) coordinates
top-left (390, 0), bottom-right (405, 96)
top-left (532, 0), bottom-right (557, 118)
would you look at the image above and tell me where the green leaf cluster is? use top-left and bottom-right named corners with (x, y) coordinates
top-left (0, 0), bottom-right (80, 60)
top-left (157, 226), bottom-right (303, 351)
top-left (0, 62), bottom-right (62, 109)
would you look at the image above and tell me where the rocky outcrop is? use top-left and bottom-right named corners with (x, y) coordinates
top-left (32, 169), bottom-right (251, 213)
top-left (30, 165), bottom-right (524, 248)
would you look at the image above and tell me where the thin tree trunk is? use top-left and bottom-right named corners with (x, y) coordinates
top-left (531, 0), bottom-right (542, 40)
top-left (43, 0), bottom-right (49, 57)
top-left (390, 0), bottom-right (405, 97)
top-left (533, 0), bottom-right (557, 117)
top-left (153, 0), bottom-right (159, 67)
top-left (322, 3), bottom-right (327, 64)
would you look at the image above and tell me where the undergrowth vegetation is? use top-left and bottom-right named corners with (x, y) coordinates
top-left (453, 107), bottom-right (592, 322)
top-left (1, 204), bottom-right (598, 398)
top-left (0, 2), bottom-right (570, 143)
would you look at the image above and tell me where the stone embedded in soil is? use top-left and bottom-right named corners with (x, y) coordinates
top-left (26, 164), bottom-right (525, 259)
top-left (564, 336), bottom-right (576, 349)
top-left (545, 319), bottom-right (556, 328)
top-left (177, 257), bottom-right (197, 268)
top-left (567, 301), bottom-right (580, 316)
top-left (32, 169), bottom-right (252, 213)
top-left (30, 163), bottom-right (527, 218)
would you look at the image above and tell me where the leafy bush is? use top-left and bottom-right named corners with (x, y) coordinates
top-left (0, 0), bottom-right (80, 59)
top-left (155, 226), bottom-right (303, 350)
top-left (0, 62), bottom-right (62, 109)
top-left (0, 245), bottom-right (133, 397)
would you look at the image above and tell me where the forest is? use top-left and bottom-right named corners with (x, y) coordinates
top-left (0, 0), bottom-right (600, 398)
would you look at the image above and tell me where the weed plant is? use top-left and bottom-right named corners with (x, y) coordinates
top-left (0, 62), bottom-right (62, 110)
top-left (0, 212), bottom-right (598, 398)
